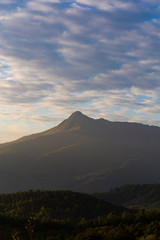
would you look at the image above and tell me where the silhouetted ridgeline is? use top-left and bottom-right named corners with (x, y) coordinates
top-left (0, 111), bottom-right (160, 193)
top-left (93, 183), bottom-right (160, 209)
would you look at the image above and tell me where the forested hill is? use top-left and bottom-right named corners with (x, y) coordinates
top-left (93, 184), bottom-right (160, 209)
top-left (1, 190), bottom-right (160, 239)
top-left (0, 190), bottom-right (123, 221)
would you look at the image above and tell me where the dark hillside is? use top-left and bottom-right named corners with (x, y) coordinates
top-left (93, 184), bottom-right (160, 209)
top-left (0, 190), bottom-right (124, 221)
top-left (0, 112), bottom-right (160, 193)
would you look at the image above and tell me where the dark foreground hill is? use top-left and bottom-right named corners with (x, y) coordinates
top-left (93, 184), bottom-right (160, 209)
top-left (0, 190), bottom-right (123, 221)
top-left (1, 190), bottom-right (160, 240)
top-left (0, 111), bottom-right (160, 193)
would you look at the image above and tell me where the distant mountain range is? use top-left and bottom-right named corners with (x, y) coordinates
top-left (0, 111), bottom-right (160, 193)
top-left (93, 184), bottom-right (160, 209)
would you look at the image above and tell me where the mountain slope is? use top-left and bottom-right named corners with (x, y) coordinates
top-left (0, 111), bottom-right (160, 193)
top-left (93, 184), bottom-right (160, 209)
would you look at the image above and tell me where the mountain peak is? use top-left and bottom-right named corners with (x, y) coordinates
top-left (58, 111), bottom-right (93, 131)
top-left (70, 111), bottom-right (84, 117)
top-left (68, 111), bottom-right (92, 122)
top-left (69, 111), bottom-right (87, 120)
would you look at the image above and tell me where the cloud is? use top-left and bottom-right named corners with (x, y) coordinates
top-left (1, 0), bottom-right (159, 89)
top-left (0, 0), bottom-right (19, 4)
top-left (0, 0), bottom-right (160, 142)
top-left (75, 0), bottom-right (137, 12)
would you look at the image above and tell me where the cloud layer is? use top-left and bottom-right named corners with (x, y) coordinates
top-left (0, 0), bottom-right (160, 142)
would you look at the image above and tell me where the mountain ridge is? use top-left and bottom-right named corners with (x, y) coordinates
top-left (1, 111), bottom-right (159, 145)
top-left (0, 111), bottom-right (160, 193)
top-left (93, 183), bottom-right (160, 209)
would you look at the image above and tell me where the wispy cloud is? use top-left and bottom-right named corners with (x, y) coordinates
top-left (0, 0), bottom-right (160, 142)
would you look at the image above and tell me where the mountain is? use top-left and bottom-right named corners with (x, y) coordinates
top-left (93, 184), bottom-right (160, 209)
top-left (0, 111), bottom-right (160, 193)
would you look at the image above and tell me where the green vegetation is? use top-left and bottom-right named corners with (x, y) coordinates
top-left (93, 184), bottom-right (160, 209)
top-left (0, 189), bottom-right (160, 239)
top-left (0, 190), bottom-right (123, 221)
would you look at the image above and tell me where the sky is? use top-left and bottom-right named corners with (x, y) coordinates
top-left (0, 0), bottom-right (160, 143)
